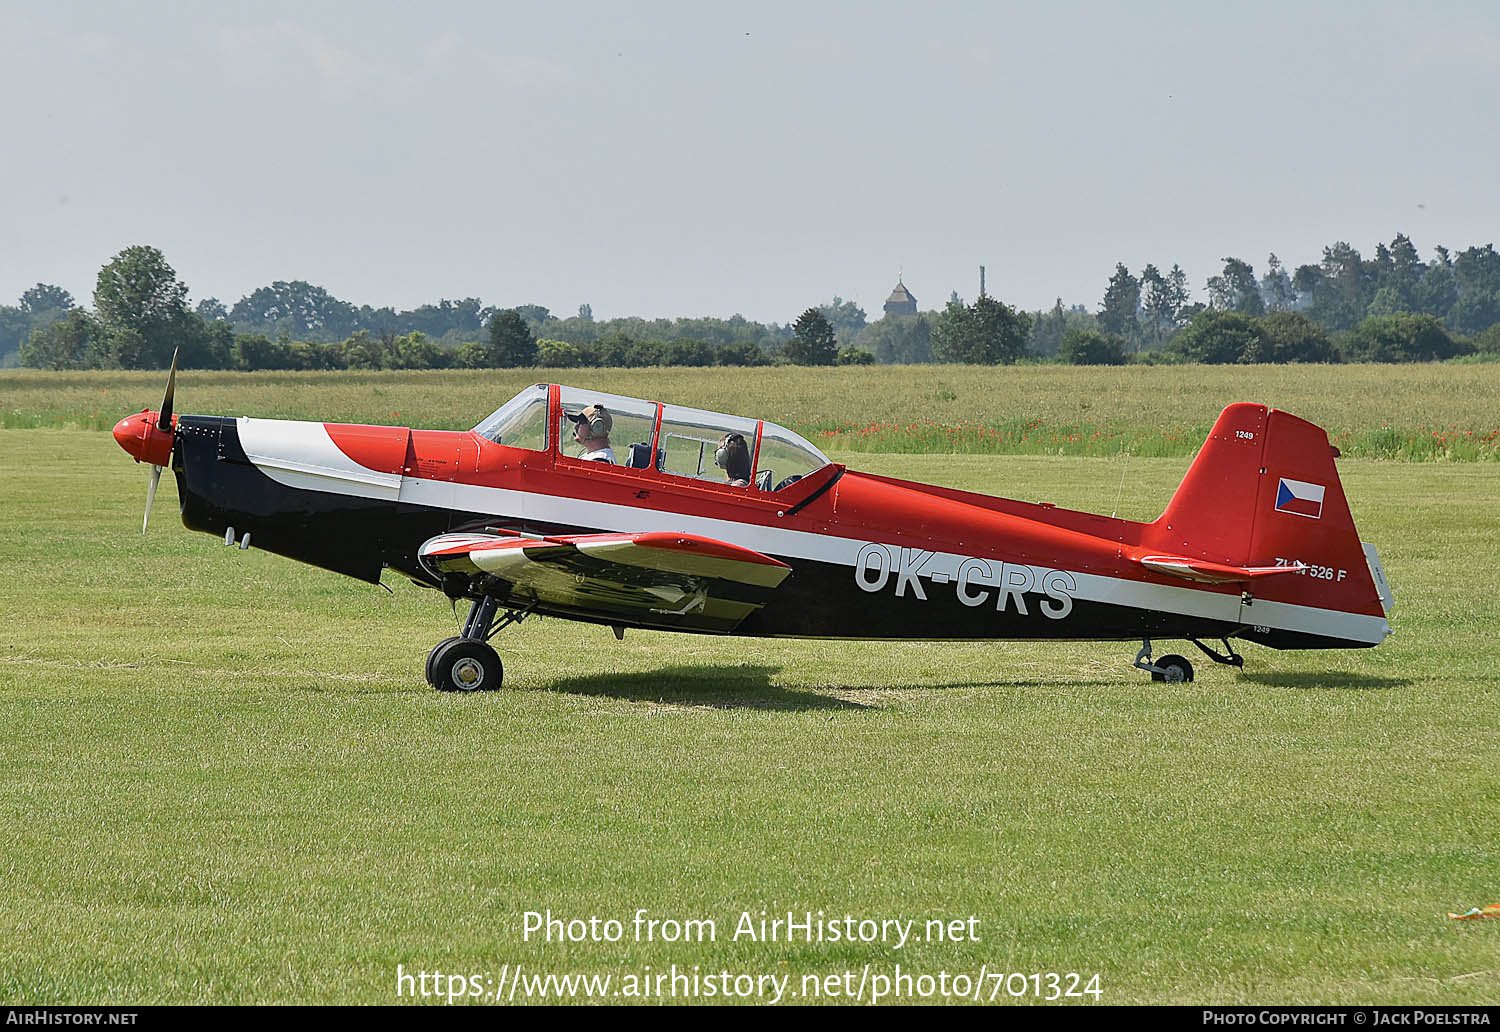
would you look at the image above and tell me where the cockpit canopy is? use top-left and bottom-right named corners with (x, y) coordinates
top-left (473, 384), bottom-right (831, 492)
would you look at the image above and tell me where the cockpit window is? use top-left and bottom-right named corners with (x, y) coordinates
top-left (556, 386), bottom-right (659, 466)
top-left (657, 405), bottom-right (760, 485)
top-left (756, 423), bottom-right (831, 491)
top-left (477, 384), bottom-right (831, 489)
top-left (473, 384), bottom-right (549, 450)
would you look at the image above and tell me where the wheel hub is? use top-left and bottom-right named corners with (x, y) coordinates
top-left (452, 657), bottom-right (484, 690)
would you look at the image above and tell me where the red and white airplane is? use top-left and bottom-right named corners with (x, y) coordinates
top-left (113, 367), bottom-right (1393, 692)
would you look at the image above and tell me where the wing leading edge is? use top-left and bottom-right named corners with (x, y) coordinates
top-left (419, 531), bottom-right (792, 632)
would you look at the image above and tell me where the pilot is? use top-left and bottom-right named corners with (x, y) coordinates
top-left (715, 432), bottom-right (751, 487)
top-left (567, 404), bottom-right (615, 463)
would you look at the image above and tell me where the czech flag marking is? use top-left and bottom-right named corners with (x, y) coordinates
top-left (1275, 477), bottom-right (1325, 519)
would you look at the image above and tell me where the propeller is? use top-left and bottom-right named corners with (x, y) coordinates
top-left (142, 348), bottom-right (178, 534)
top-left (144, 465), bottom-right (161, 534)
top-left (159, 348), bottom-right (176, 428)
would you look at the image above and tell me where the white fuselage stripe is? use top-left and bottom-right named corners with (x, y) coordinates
top-left (239, 418), bottom-right (403, 499)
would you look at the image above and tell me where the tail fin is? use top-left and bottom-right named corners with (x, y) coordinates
top-left (1154, 403), bottom-right (1270, 566)
top-left (1150, 404), bottom-right (1389, 640)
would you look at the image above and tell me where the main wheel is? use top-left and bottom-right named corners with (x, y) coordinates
top-left (1151, 654), bottom-right (1195, 683)
top-left (433, 639), bottom-right (504, 693)
top-left (426, 636), bottom-right (462, 688)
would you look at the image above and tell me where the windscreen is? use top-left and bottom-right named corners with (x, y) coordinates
top-left (472, 385), bottom-right (549, 450)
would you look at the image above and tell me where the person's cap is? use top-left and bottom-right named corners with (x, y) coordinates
top-left (567, 404), bottom-right (612, 435)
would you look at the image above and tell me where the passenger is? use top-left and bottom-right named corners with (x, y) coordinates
top-left (567, 404), bottom-right (615, 463)
top-left (715, 432), bottom-right (752, 486)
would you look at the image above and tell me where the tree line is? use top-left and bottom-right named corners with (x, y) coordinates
top-left (1064, 236), bottom-right (1500, 362)
top-left (847, 235), bottom-right (1500, 366)
top-left (7, 235), bottom-right (1499, 371)
top-left (6, 246), bottom-right (798, 372)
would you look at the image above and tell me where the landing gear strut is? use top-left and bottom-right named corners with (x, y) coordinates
top-left (1188, 637), bottom-right (1244, 669)
top-left (426, 596), bottom-right (534, 693)
top-left (1133, 639), bottom-right (1195, 683)
top-left (1133, 636), bottom-right (1248, 683)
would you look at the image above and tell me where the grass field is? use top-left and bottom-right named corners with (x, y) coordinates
top-left (2, 408), bottom-right (1497, 1004)
top-left (4, 363), bottom-right (1500, 460)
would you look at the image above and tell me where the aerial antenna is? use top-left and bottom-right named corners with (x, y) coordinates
top-left (979, 265), bottom-right (986, 298)
top-left (1110, 445), bottom-right (1130, 519)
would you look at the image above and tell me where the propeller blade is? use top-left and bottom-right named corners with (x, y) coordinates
top-left (158, 348), bottom-right (179, 430)
top-left (143, 464), bottom-right (162, 534)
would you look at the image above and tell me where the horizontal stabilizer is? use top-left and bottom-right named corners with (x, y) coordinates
top-left (1137, 554), bottom-right (1307, 584)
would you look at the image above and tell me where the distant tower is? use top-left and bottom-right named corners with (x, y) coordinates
top-left (883, 277), bottom-right (917, 316)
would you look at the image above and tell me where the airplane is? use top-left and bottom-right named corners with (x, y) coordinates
top-left (112, 360), bottom-right (1394, 692)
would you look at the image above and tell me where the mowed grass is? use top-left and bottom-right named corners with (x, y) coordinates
top-left (4, 364), bottom-right (1500, 460)
top-left (1, 430), bottom-right (1498, 1005)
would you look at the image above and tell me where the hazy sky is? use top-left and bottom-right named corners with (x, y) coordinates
top-left (2, 1), bottom-right (1497, 324)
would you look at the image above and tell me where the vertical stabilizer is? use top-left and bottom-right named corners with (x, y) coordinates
top-left (1151, 404), bottom-right (1389, 644)
top-left (1154, 403), bottom-right (1269, 565)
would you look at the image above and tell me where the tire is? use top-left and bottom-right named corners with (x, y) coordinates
top-left (425, 636), bottom-right (462, 688)
top-left (433, 638), bottom-right (504, 693)
top-left (1151, 654), bottom-right (1194, 683)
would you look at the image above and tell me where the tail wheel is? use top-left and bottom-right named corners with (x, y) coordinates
top-left (425, 636), bottom-right (462, 688)
top-left (1151, 654), bottom-right (1195, 683)
top-left (433, 639), bottom-right (504, 693)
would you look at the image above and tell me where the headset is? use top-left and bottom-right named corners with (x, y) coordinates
top-left (571, 405), bottom-right (610, 439)
top-left (715, 433), bottom-right (749, 476)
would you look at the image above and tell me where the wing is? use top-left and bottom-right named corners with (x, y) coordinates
top-left (419, 531), bottom-right (792, 632)
top-left (1137, 554), bottom-right (1308, 584)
